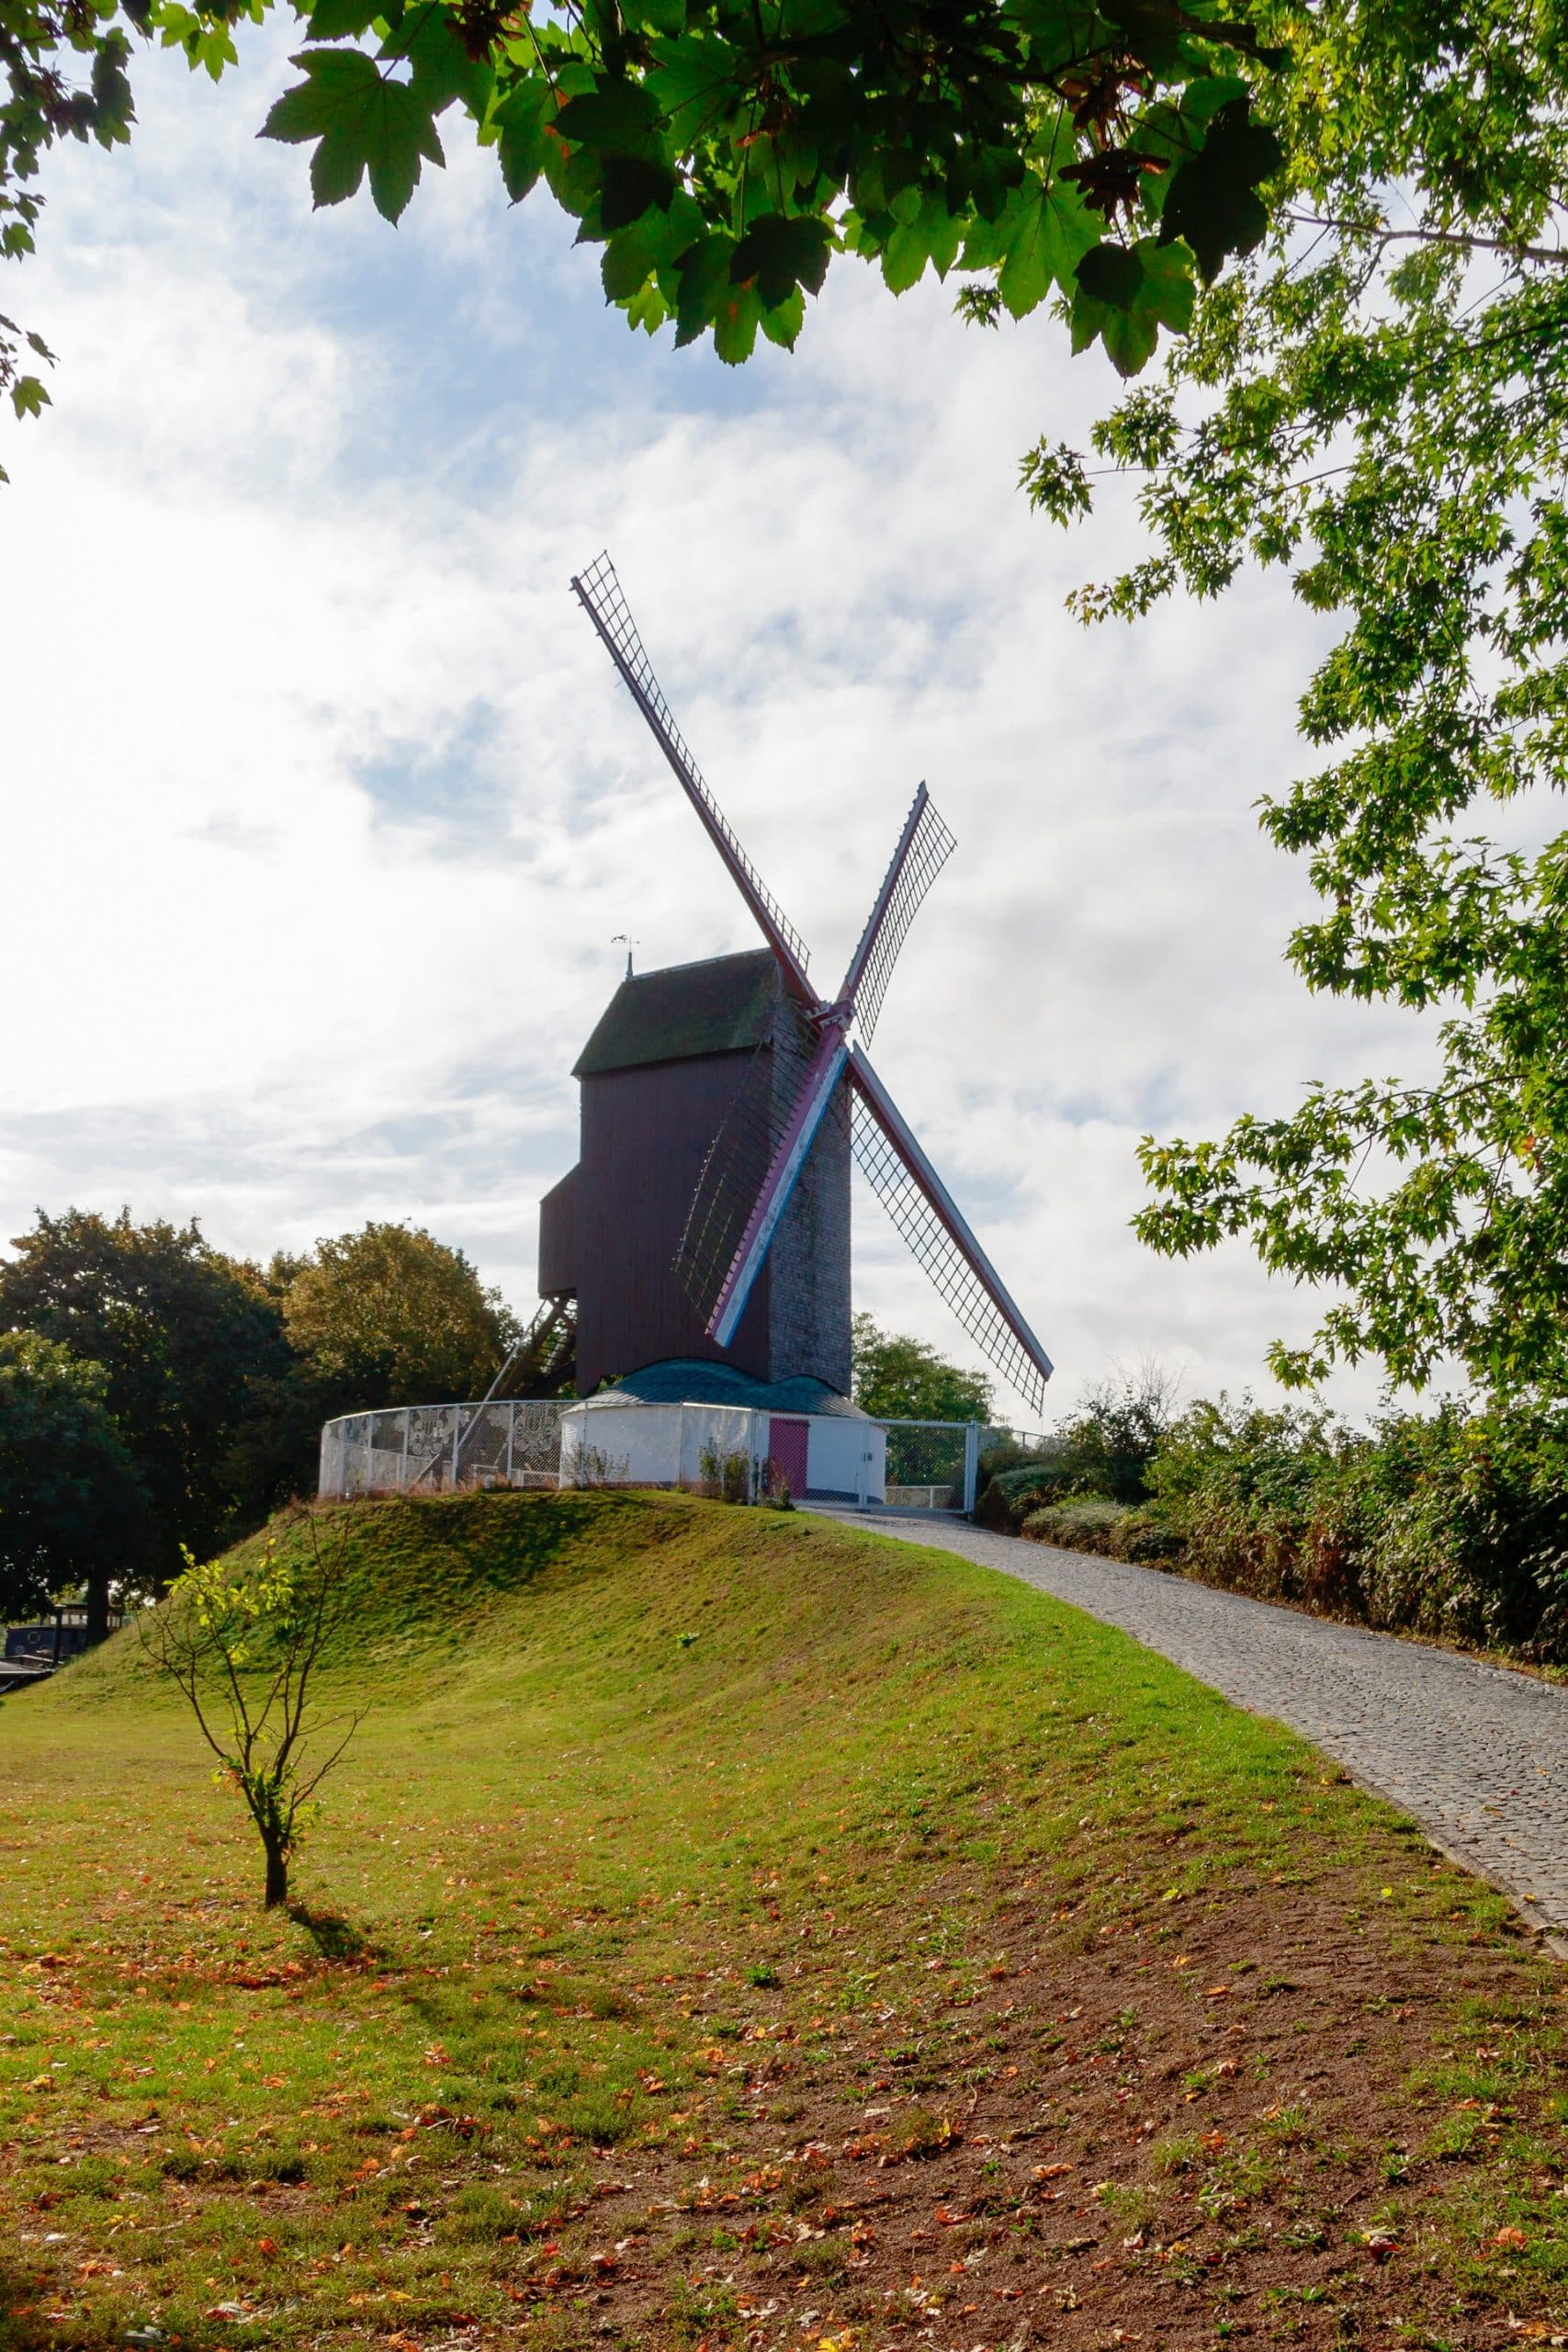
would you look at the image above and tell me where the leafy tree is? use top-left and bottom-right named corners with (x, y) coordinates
top-left (0, 1330), bottom-right (150, 1634)
top-left (851, 1309), bottom-right (993, 1423)
top-left (3, 0), bottom-right (1290, 450)
top-left (1051, 1359), bottom-right (1178, 1502)
top-left (141, 1515), bottom-right (365, 1906)
top-left (0, 1208), bottom-right (289, 1581)
top-left (281, 1220), bottom-right (517, 1416)
top-left (1023, 0), bottom-right (1568, 1397)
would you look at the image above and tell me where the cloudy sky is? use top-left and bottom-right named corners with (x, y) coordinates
top-left (1, 29), bottom-right (1435, 1423)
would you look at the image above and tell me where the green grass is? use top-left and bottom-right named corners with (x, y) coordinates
top-left (1, 1490), bottom-right (1563, 2351)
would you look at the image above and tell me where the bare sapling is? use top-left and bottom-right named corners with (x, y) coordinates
top-left (141, 1512), bottom-right (366, 1909)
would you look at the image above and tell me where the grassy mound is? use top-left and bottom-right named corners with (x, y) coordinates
top-left (2, 1492), bottom-right (1563, 2351)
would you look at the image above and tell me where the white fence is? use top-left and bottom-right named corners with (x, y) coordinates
top-left (319, 1398), bottom-right (1035, 1512)
top-left (318, 1400), bottom-right (569, 1499)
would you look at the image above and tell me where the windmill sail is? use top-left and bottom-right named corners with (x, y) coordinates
top-left (571, 551), bottom-right (813, 1001)
top-left (840, 785), bottom-right (955, 1043)
top-left (848, 1046), bottom-right (1053, 1418)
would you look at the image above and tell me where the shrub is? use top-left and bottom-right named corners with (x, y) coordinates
top-left (976, 1454), bottom-right (1069, 1531)
top-left (696, 1441), bottom-right (753, 1505)
top-left (1022, 1495), bottom-right (1130, 1554)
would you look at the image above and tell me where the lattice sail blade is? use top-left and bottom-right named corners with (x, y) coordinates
top-left (572, 550), bottom-right (813, 1000)
top-left (848, 1046), bottom-right (1052, 1418)
top-left (841, 784), bottom-right (955, 1044)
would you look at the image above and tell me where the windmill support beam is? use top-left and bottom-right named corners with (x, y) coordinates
top-left (710, 1028), bottom-right (850, 1348)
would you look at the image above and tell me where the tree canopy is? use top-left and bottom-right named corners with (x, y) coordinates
top-left (0, 1209), bottom-right (518, 1620)
top-left (4, 0), bottom-right (1290, 450)
top-left (0, 1330), bottom-right (150, 1628)
top-left (0, 1208), bottom-right (289, 1579)
top-left (851, 1310), bottom-right (993, 1423)
top-left (1021, 0), bottom-right (1568, 1396)
top-left (280, 1220), bottom-right (516, 1413)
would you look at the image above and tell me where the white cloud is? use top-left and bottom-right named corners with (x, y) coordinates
top-left (1, 32), bottom-right (1437, 1420)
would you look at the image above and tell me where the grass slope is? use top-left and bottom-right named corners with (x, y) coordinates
top-left (1, 1492), bottom-right (1564, 2352)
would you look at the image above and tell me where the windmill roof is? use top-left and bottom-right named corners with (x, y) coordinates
top-left (590, 1358), bottom-right (871, 1419)
top-left (573, 949), bottom-right (780, 1078)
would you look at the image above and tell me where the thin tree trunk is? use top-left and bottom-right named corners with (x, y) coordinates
top-left (263, 1843), bottom-right (288, 1908)
top-left (85, 1568), bottom-right (110, 1648)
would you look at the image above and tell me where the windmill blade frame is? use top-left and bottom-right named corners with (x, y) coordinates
top-left (848, 1046), bottom-right (1053, 1419)
top-left (840, 783), bottom-right (955, 1044)
top-left (571, 551), bottom-right (814, 1001)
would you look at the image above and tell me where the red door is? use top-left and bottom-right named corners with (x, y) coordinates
top-left (768, 1417), bottom-right (810, 1498)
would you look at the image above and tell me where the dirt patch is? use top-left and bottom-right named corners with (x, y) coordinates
top-left (504, 1875), bottom-right (1563, 2349)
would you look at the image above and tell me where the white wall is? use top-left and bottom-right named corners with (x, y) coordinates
top-left (807, 1417), bottom-right (886, 1503)
top-left (558, 1398), bottom-right (885, 1503)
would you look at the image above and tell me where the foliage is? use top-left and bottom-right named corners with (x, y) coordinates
top-left (851, 1310), bottom-right (992, 1424)
top-left (280, 1221), bottom-right (517, 1419)
top-left (696, 1435), bottom-right (751, 1502)
top-left (1007, 1388), bottom-right (1568, 1664)
top-left (0, 1208), bottom-right (526, 1593)
top-left (1049, 1358), bottom-right (1179, 1502)
top-left (1, 0), bottom-right (1292, 440)
top-left (0, 1208), bottom-right (290, 1584)
top-left (569, 1438), bottom-right (631, 1487)
top-left (138, 1513), bottom-right (365, 1905)
top-left (0, 1329), bottom-right (149, 1628)
top-left (975, 1359), bottom-right (1176, 1523)
top-left (1025, 0), bottom-right (1568, 1395)
top-left (1021, 1490), bottom-right (1128, 1548)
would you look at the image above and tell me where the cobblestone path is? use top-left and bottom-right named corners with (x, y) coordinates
top-left (852, 1513), bottom-right (1568, 1941)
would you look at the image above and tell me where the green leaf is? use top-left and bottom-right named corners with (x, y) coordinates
top-left (392, 10), bottom-right (491, 115)
top-left (922, 193), bottom-right (964, 278)
top-left (626, 278), bottom-right (672, 334)
top-left (760, 285), bottom-right (807, 348)
top-left (647, 33), bottom-right (736, 145)
top-left (1077, 240), bottom-right (1144, 308)
top-left (996, 179), bottom-right (1097, 316)
top-left (599, 155), bottom-right (679, 230)
top-left (624, 0), bottom-right (685, 30)
top-left (1157, 94), bottom-right (1282, 280)
top-left (10, 374), bottom-right (51, 421)
top-left (602, 189), bottom-right (703, 300)
top-left (713, 280), bottom-right (761, 364)
top-left (672, 231), bottom-right (735, 346)
top-left (1072, 235), bottom-right (1191, 374)
top-left (261, 51), bottom-right (445, 223)
top-left (302, 0), bottom-right (380, 41)
top-left (881, 216), bottom-right (929, 293)
top-left (489, 77), bottom-right (554, 201)
top-left (557, 80), bottom-right (662, 156)
top-left (730, 213), bottom-right (833, 308)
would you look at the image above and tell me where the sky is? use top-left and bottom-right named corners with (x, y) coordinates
top-left (1, 28), bottom-right (1438, 1426)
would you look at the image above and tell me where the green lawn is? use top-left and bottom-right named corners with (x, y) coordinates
top-left (1, 1491), bottom-right (1563, 2352)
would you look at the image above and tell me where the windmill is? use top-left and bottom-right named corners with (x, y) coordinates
top-left (567, 552), bottom-right (1053, 1420)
